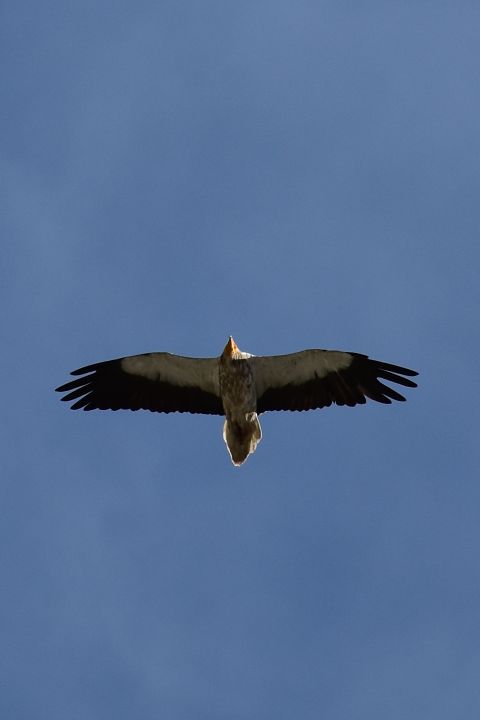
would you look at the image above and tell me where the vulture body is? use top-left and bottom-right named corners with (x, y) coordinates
top-left (56, 337), bottom-right (418, 466)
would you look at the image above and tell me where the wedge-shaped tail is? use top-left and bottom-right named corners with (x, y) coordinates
top-left (223, 413), bottom-right (262, 466)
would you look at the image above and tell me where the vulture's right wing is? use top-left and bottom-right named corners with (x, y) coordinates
top-left (56, 352), bottom-right (224, 415)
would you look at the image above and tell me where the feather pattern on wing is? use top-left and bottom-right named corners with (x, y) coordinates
top-left (253, 350), bottom-right (418, 413)
top-left (56, 353), bottom-right (223, 414)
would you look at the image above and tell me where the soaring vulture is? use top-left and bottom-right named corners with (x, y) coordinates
top-left (56, 337), bottom-right (418, 466)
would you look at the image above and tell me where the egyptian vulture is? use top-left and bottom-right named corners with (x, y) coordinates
top-left (56, 337), bottom-right (418, 466)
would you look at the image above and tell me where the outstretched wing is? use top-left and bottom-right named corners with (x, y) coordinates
top-left (253, 350), bottom-right (418, 413)
top-left (56, 352), bottom-right (223, 414)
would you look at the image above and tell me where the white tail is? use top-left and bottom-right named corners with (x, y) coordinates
top-left (223, 413), bottom-right (262, 466)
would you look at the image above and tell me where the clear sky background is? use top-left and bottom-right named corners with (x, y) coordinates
top-left (2, 2), bottom-right (480, 718)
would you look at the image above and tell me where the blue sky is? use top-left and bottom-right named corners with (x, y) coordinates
top-left (2, 2), bottom-right (480, 718)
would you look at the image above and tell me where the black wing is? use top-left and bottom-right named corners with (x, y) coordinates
top-left (56, 352), bottom-right (224, 415)
top-left (254, 350), bottom-right (418, 412)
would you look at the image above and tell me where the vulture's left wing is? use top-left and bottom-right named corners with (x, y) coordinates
top-left (56, 352), bottom-right (223, 414)
top-left (253, 350), bottom-right (417, 413)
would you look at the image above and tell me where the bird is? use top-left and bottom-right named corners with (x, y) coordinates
top-left (56, 336), bottom-right (418, 466)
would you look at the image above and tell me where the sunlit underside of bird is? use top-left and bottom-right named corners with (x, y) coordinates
top-left (56, 337), bottom-right (418, 466)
